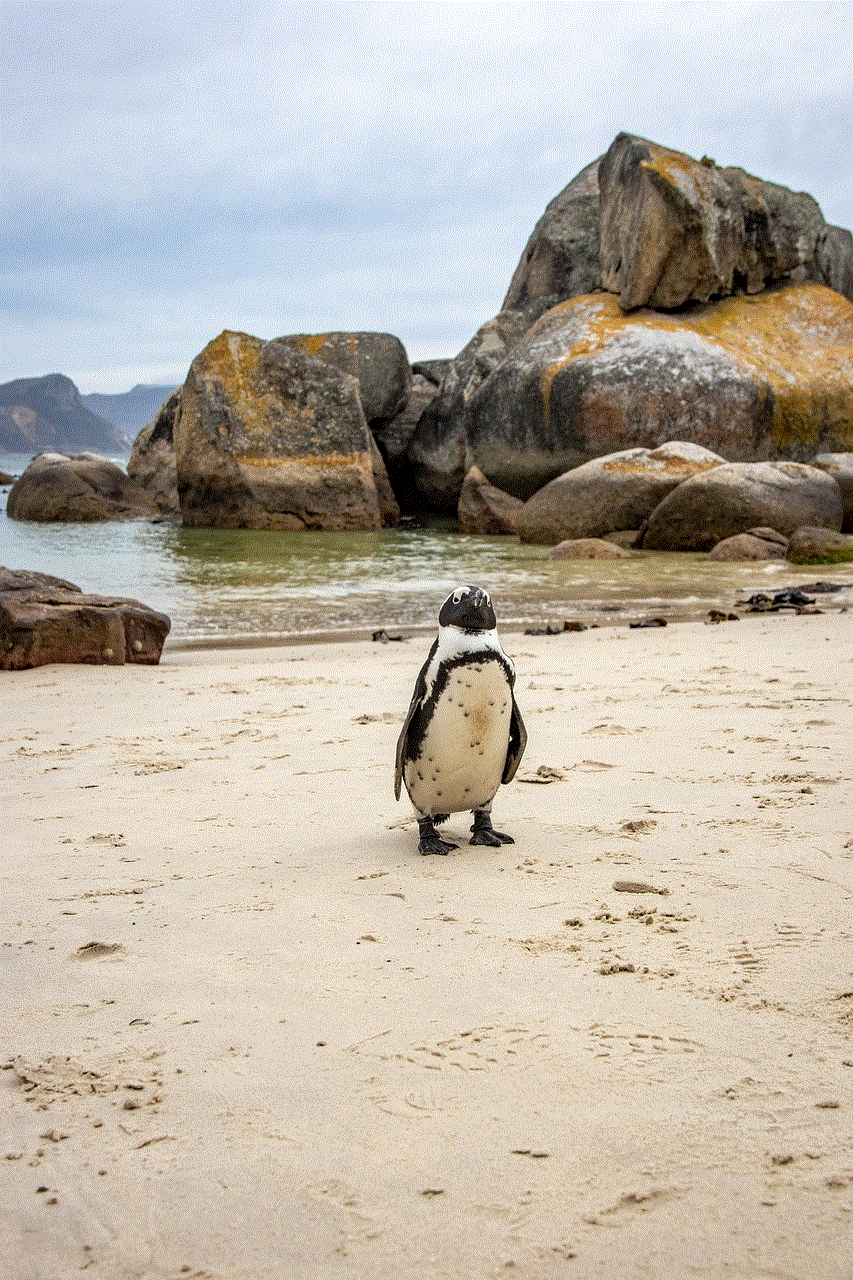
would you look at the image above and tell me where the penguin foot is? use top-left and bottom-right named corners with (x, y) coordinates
top-left (418, 817), bottom-right (458, 856)
top-left (469, 811), bottom-right (515, 846)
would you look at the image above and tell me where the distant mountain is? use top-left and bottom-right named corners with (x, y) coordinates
top-left (0, 374), bottom-right (129, 455)
top-left (82, 383), bottom-right (178, 437)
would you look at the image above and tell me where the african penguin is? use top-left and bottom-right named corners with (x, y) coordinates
top-left (395, 585), bottom-right (527, 855)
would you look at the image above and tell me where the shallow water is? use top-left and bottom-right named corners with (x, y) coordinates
top-left (3, 474), bottom-right (850, 643)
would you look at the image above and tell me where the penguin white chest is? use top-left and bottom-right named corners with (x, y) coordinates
top-left (405, 660), bottom-right (511, 817)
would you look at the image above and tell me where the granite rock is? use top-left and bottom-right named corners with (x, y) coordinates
top-left (643, 461), bottom-right (843, 551)
top-left (7, 453), bottom-right (158, 522)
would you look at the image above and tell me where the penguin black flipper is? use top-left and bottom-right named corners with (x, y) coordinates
top-left (502, 689), bottom-right (527, 784)
top-left (394, 638), bottom-right (438, 801)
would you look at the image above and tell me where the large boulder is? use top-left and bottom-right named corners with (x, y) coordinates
top-left (811, 453), bottom-right (853, 531)
top-left (515, 442), bottom-right (725, 545)
top-left (707, 528), bottom-right (788, 561)
top-left (0, 568), bottom-right (170, 669)
top-left (457, 465), bottom-right (523, 535)
top-left (6, 453), bottom-right (158, 522)
top-left (786, 526), bottom-right (853, 565)
top-left (127, 389), bottom-right (181, 514)
top-left (407, 305), bottom-right (544, 508)
top-left (549, 538), bottom-right (630, 560)
top-left (455, 285), bottom-right (853, 502)
top-left (371, 372), bottom-right (437, 505)
top-left (405, 135), bottom-right (852, 512)
top-left (642, 461), bottom-right (843, 551)
top-left (501, 158), bottom-right (602, 312)
top-left (408, 157), bottom-right (604, 511)
top-left (599, 133), bottom-right (853, 311)
top-left (279, 332), bottom-right (411, 425)
top-left (174, 331), bottom-right (389, 530)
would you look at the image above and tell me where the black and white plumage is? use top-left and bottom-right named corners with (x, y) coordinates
top-left (395, 585), bottom-right (526, 855)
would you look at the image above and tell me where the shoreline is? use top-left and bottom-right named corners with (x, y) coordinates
top-left (3, 611), bottom-right (851, 1278)
top-left (164, 591), bottom-right (851, 653)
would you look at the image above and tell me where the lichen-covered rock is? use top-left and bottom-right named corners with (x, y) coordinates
top-left (0, 568), bottom-right (170, 669)
top-left (365, 433), bottom-right (400, 527)
top-left (404, 135), bottom-right (851, 512)
top-left (643, 462), bottom-right (843, 551)
top-left (371, 373), bottom-right (437, 506)
top-left (407, 304), bottom-right (546, 508)
top-left (459, 285), bottom-right (852, 503)
top-left (174, 330), bottom-right (387, 530)
top-left (549, 538), bottom-right (631, 560)
top-left (599, 133), bottom-right (853, 311)
top-left (501, 158), bottom-right (602, 312)
top-left (7, 453), bottom-right (158, 522)
top-left (811, 453), bottom-right (853, 531)
top-left (0, 567), bottom-right (81, 593)
top-left (708, 528), bottom-right (788, 561)
top-left (127, 390), bottom-right (180, 514)
top-left (457, 466), bottom-right (523, 535)
top-left (412, 360), bottom-right (451, 386)
top-left (786, 526), bottom-right (853, 564)
top-left (516, 442), bottom-right (724, 545)
top-left (279, 332), bottom-right (411, 425)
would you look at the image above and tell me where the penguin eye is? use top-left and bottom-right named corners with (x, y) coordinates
top-left (452, 590), bottom-right (463, 604)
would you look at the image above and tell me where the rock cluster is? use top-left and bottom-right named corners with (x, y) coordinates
top-left (7, 453), bottom-right (158, 521)
top-left (641, 460), bottom-right (842, 551)
top-left (0, 568), bottom-right (170, 669)
top-left (407, 134), bottom-right (852, 510)
top-left (5, 134), bottom-right (851, 535)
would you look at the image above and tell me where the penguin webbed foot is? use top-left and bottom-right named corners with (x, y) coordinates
top-left (418, 816), bottom-right (458, 856)
top-left (470, 811), bottom-right (515, 846)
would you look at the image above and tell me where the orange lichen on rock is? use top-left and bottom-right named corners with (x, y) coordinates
top-left (534, 284), bottom-right (853, 453)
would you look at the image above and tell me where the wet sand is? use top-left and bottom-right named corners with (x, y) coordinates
top-left (2, 611), bottom-right (851, 1279)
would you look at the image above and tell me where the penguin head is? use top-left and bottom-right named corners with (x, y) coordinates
top-left (438, 585), bottom-right (497, 632)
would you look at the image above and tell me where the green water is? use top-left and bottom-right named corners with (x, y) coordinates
top-left (3, 499), bottom-right (850, 643)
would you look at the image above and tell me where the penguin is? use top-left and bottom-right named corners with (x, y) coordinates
top-left (395, 585), bottom-right (527, 855)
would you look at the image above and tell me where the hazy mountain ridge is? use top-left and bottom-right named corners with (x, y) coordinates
top-left (82, 384), bottom-right (178, 436)
top-left (0, 374), bottom-right (129, 455)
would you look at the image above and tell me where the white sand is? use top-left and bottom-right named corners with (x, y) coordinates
top-left (2, 611), bottom-right (851, 1279)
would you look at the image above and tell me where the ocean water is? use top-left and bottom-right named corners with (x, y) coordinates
top-left (2, 452), bottom-right (851, 644)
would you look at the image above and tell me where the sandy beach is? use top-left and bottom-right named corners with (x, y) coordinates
top-left (2, 609), bottom-right (851, 1279)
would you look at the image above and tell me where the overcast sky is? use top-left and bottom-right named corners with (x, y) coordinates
top-left (1, 0), bottom-right (851, 393)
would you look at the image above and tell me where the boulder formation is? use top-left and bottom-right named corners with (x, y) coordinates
top-left (501, 158), bottom-right (603, 313)
top-left (0, 568), bottom-right (170, 669)
top-left (599, 133), bottom-right (853, 311)
top-left (406, 134), bottom-right (852, 510)
top-left (116, 134), bottom-right (852, 527)
top-left (457, 465), bottom-right (523, 535)
top-left (279, 332), bottom-right (411, 426)
top-left (549, 538), bottom-right (631, 560)
top-left (127, 390), bottom-right (181, 514)
top-left (515, 442), bottom-right (725, 545)
top-left (174, 331), bottom-right (393, 530)
top-left (642, 461), bottom-right (843, 551)
top-left (708, 528), bottom-right (789, 561)
top-left (786, 526), bottom-right (853, 565)
top-left (414, 284), bottom-right (853, 506)
top-left (7, 453), bottom-right (158, 522)
top-left (811, 453), bottom-right (853, 531)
